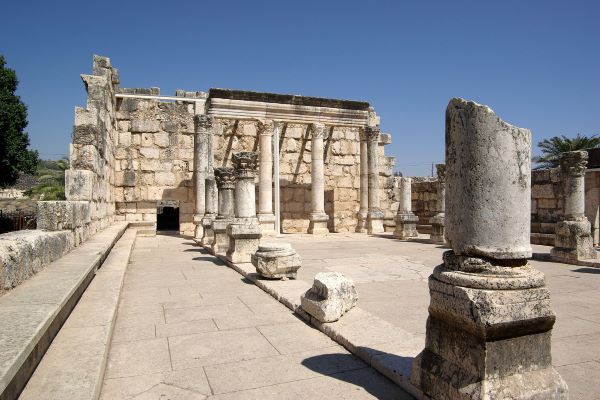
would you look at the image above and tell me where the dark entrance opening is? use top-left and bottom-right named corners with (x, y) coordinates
top-left (157, 206), bottom-right (179, 231)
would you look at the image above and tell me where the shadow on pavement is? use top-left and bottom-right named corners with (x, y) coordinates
top-left (573, 267), bottom-right (600, 274)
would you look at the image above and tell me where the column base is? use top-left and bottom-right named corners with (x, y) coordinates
top-left (429, 213), bottom-right (446, 244)
top-left (551, 219), bottom-right (598, 262)
top-left (251, 243), bottom-right (301, 279)
top-left (367, 210), bottom-right (384, 234)
top-left (355, 210), bottom-right (368, 233)
top-left (411, 252), bottom-right (568, 400)
top-left (226, 222), bottom-right (262, 264)
top-left (393, 213), bottom-right (419, 239)
top-left (211, 218), bottom-right (232, 256)
top-left (308, 213), bottom-right (329, 235)
top-left (200, 215), bottom-right (216, 248)
top-left (193, 214), bottom-right (203, 242)
top-left (258, 213), bottom-right (277, 237)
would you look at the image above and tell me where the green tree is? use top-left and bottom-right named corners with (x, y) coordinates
top-left (533, 134), bottom-right (600, 169)
top-left (26, 158), bottom-right (68, 200)
top-left (0, 55), bottom-right (38, 187)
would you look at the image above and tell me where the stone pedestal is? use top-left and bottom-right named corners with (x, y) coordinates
top-left (430, 164), bottom-right (446, 245)
top-left (211, 167), bottom-right (235, 256)
top-left (394, 177), bottom-right (418, 239)
top-left (551, 151), bottom-right (597, 262)
top-left (251, 243), bottom-right (301, 279)
top-left (366, 126), bottom-right (384, 234)
top-left (257, 120), bottom-right (276, 236)
top-left (411, 98), bottom-right (567, 400)
top-left (308, 123), bottom-right (330, 235)
top-left (227, 152), bottom-right (262, 263)
top-left (200, 216), bottom-right (215, 248)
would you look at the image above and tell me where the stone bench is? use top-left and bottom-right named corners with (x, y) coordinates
top-left (0, 222), bottom-right (128, 400)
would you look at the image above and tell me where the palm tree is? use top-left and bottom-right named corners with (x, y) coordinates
top-left (533, 134), bottom-right (600, 169)
top-left (26, 157), bottom-right (68, 200)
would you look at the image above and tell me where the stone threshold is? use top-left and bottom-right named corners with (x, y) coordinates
top-left (0, 222), bottom-right (130, 400)
top-left (213, 252), bottom-right (427, 400)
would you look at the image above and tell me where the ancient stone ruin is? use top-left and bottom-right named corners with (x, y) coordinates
top-left (411, 98), bottom-right (567, 399)
top-left (301, 272), bottom-right (358, 322)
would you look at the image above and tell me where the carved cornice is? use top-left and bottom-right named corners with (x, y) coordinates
top-left (194, 114), bottom-right (213, 132)
top-left (560, 151), bottom-right (588, 177)
top-left (214, 167), bottom-right (236, 189)
top-left (232, 151), bottom-right (259, 179)
top-left (311, 123), bottom-right (326, 140)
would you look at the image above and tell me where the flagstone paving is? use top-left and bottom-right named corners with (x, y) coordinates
top-left (100, 233), bottom-right (411, 399)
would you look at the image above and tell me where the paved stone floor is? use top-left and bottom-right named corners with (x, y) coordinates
top-left (278, 233), bottom-right (600, 400)
top-left (100, 233), bottom-right (411, 399)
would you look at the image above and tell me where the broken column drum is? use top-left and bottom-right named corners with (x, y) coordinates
top-left (366, 125), bottom-right (384, 234)
top-left (551, 151), bottom-right (597, 261)
top-left (393, 177), bottom-right (419, 239)
top-left (257, 120), bottom-right (276, 236)
top-left (429, 164), bottom-right (446, 244)
top-left (193, 115), bottom-right (212, 241)
top-left (301, 272), bottom-right (358, 323)
top-left (211, 167), bottom-right (235, 256)
top-left (411, 98), bottom-right (567, 399)
top-left (251, 242), bottom-right (302, 279)
top-left (227, 151), bottom-right (262, 263)
top-left (200, 175), bottom-right (218, 248)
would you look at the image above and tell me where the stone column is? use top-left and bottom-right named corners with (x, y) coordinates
top-left (355, 127), bottom-right (369, 233)
top-left (308, 123), bottom-right (329, 235)
top-left (393, 177), bottom-right (418, 239)
top-left (211, 167), bottom-right (235, 256)
top-left (257, 120), bottom-right (276, 236)
top-left (551, 151), bottom-right (598, 262)
top-left (193, 115), bottom-right (212, 241)
top-left (227, 152), bottom-right (262, 263)
top-left (366, 125), bottom-right (384, 234)
top-left (411, 98), bottom-right (567, 399)
top-left (200, 174), bottom-right (218, 248)
top-left (429, 164), bottom-right (446, 244)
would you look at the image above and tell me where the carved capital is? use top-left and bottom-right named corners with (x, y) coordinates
top-left (559, 151), bottom-right (588, 177)
top-left (214, 167), bottom-right (236, 190)
top-left (365, 125), bottom-right (380, 142)
top-left (194, 114), bottom-right (213, 132)
top-left (232, 151), bottom-right (259, 179)
top-left (436, 164), bottom-right (447, 182)
top-left (257, 119), bottom-right (275, 136)
top-left (310, 123), bottom-right (326, 140)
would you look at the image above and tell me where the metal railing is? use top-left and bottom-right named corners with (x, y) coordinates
top-left (0, 210), bottom-right (37, 234)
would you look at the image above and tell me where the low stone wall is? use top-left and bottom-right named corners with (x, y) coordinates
top-left (0, 230), bottom-right (74, 295)
top-left (530, 168), bottom-right (563, 245)
top-left (411, 177), bottom-right (438, 228)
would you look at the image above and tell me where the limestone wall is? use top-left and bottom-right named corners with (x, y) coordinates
top-left (112, 89), bottom-right (206, 236)
top-left (410, 177), bottom-right (438, 228)
top-left (530, 168), bottom-right (563, 244)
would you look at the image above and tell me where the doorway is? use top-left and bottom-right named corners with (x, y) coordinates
top-left (157, 206), bottom-right (179, 231)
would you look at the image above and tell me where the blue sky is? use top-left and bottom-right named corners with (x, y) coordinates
top-left (1, 0), bottom-right (598, 176)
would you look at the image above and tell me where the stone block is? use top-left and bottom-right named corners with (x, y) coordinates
top-left (131, 119), bottom-right (159, 133)
top-left (301, 272), bottom-right (358, 323)
top-left (226, 222), bottom-right (262, 264)
top-left (65, 170), bottom-right (95, 201)
top-left (139, 147), bottom-right (159, 159)
top-left (118, 132), bottom-right (131, 146)
top-left (251, 243), bottom-right (302, 279)
top-left (70, 144), bottom-right (100, 171)
top-left (155, 172), bottom-right (176, 186)
top-left (154, 132), bottom-right (169, 147)
top-left (37, 201), bottom-right (90, 231)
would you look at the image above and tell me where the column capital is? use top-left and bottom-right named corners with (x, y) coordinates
top-left (214, 167), bottom-right (236, 190)
top-left (194, 114), bottom-right (214, 132)
top-left (232, 151), bottom-right (259, 179)
top-left (256, 119), bottom-right (275, 136)
top-left (559, 150), bottom-right (588, 177)
top-left (310, 123), bottom-right (327, 139)
top-left (435, 163), bottom-right (447, 182)
top-left (365, 125), bottom-right (380, 142)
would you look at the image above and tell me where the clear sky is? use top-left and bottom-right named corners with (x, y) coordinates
top-left (1, 0), bottom-right (598, 176)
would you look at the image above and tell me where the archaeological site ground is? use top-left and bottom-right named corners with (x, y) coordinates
top-left (1, 55), bottom-right (599, 400)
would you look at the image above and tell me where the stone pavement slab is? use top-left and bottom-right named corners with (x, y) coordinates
top-left (100, 234), bottom-right (410, 399)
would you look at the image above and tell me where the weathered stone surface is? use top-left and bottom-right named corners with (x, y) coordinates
top-left (226, 222), bottom-right (262, 264)
top-left (301, 272), bottom-right (358, 323)
top-left (251, 243), bottom-right (302, 279)
top-left (65, 170), bottom-right (95, 201)
top-left (394, 177), bottom-right (418, 239)
top-left (551, 220), bottom-right (597, 261)
top-left (445, 98), bottom-right (531, 259)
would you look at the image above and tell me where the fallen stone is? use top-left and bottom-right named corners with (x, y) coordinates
top-left (301, 272), bottom-right (358, 323)
top-left (251, 243), bottom-right (301, 280)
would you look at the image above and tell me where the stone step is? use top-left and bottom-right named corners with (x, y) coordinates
top-left (0, 222), bottom-right (129, 400)
top-left (19, 228), bottom-right (137, 400)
